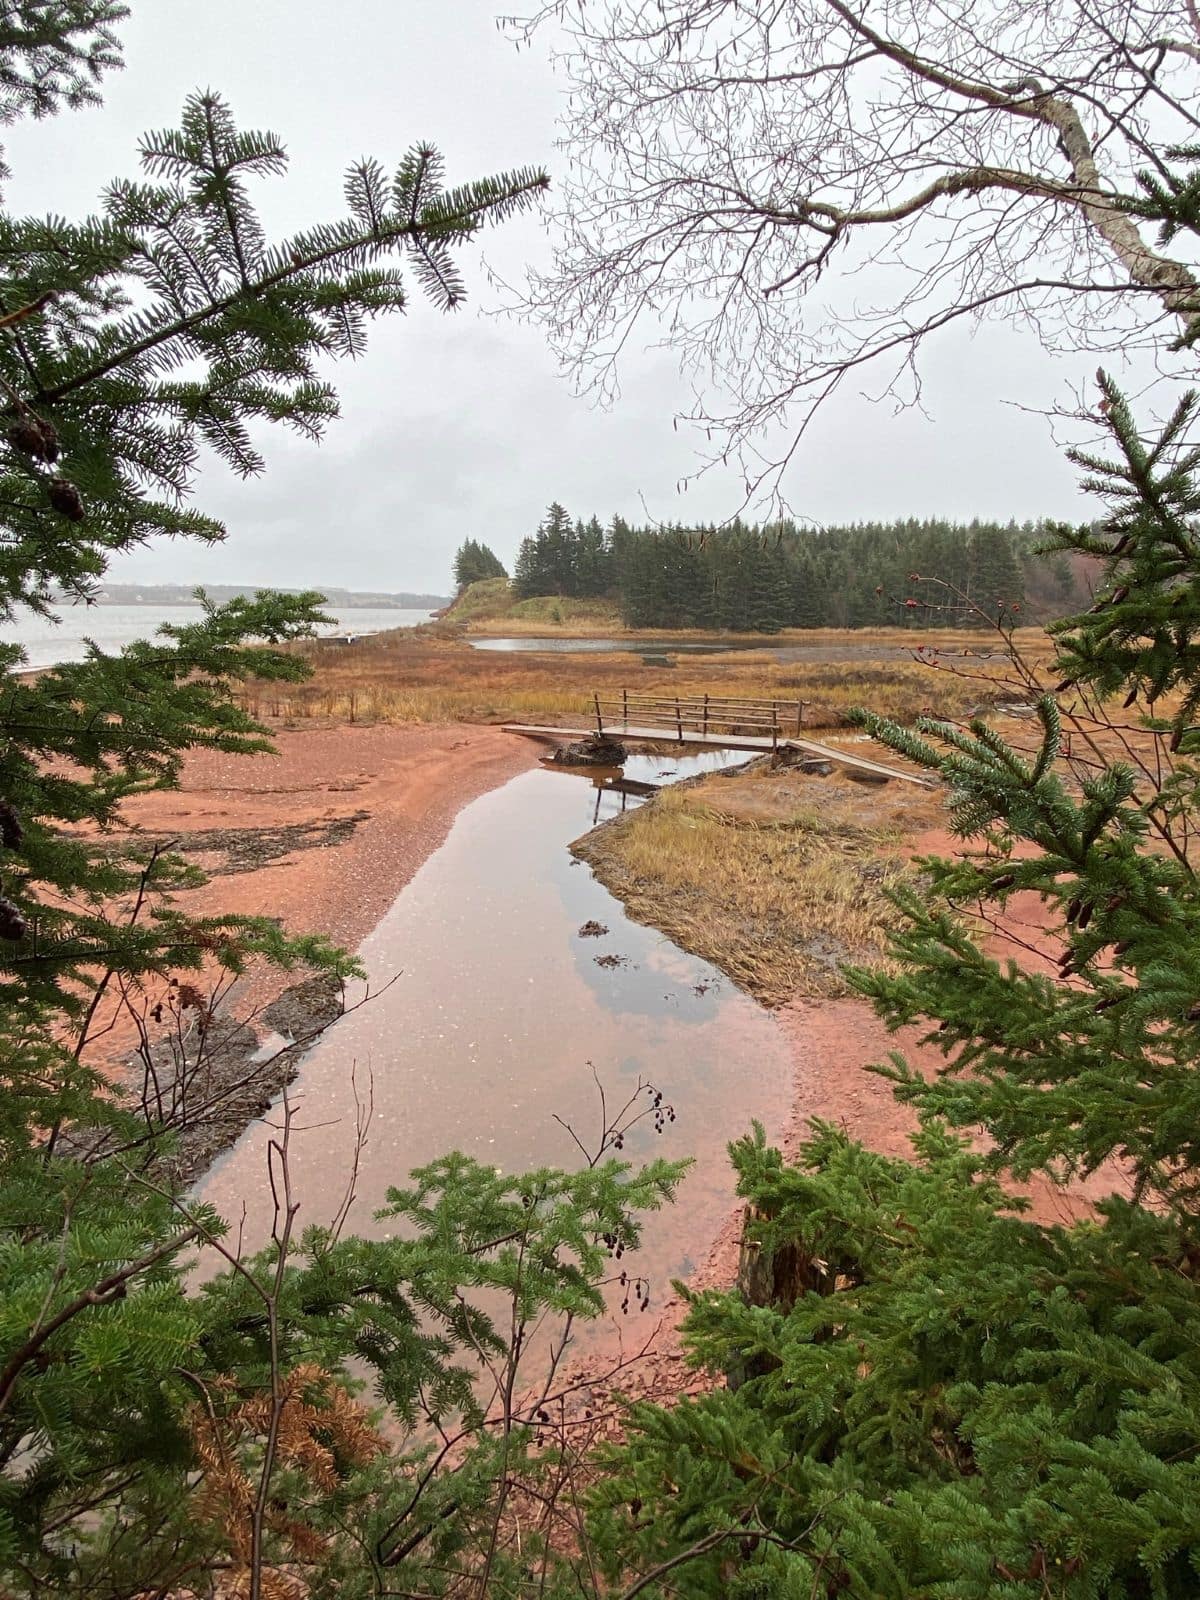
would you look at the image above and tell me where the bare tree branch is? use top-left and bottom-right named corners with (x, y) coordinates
top-left (509, 0), bottom-right (1200, 504)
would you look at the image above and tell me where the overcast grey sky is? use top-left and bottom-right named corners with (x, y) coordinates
top-left (4, 0), bottom-right (1108, 595)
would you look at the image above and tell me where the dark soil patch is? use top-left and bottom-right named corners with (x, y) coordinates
top-left (68, 974), bottom-right (348, 1188)
top-left (140, 811), bottom-right (371, 876)
top-left (160, 973), bottom-right (347, 1184)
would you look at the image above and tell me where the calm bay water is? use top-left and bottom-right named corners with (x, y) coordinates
top-left (6, 604), bottom-right (433, 670)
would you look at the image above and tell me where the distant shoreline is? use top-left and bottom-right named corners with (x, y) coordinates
top-left (58, 589), bottom-right (451, 610)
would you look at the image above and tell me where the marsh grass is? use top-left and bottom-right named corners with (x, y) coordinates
top-left (571, 767), bottom-right (947, 1004)
top-left (236, 627), bottom-right (1047, 729)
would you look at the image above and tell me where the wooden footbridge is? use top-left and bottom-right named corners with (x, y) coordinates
top-left (502, 691), bottom-right (930, 787)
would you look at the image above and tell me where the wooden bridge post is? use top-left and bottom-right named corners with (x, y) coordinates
top-left (594, 693), bottom-right (604, 735)
top-left (703, 693), bottom-right (709, 738)
top-left (674, 696), bottom-right (683, 741)
top-left (796, 702), bottom-right (805, 734)
top-left (623, 687), bottom-right (628, 727)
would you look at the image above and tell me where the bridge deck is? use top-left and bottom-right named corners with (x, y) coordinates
top-left (500, 724), bottom-right (931, 786)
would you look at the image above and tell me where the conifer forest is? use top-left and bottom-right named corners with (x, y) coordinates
top-left (5, 3), bottom-right (1200, 1600)
top-left (508, 505), bottom-right (1061, 628)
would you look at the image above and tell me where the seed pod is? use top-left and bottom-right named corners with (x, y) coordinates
top-left (1187, 1002), bottom-right (1200, 1022)
top-left (0, 802), bottom-right (22, 850)
top-left (47, 477), bottom-right (84, 521)
top-left (1094, 995), bottom-right (1120, 1013)
top-left (1077, 901), bottom-right (1093, 930)
top-left (1111, 584), bottom-right (1130, 605)
top-left (0, 896), bottom-right (27, 940)
top-left (1066, 897), bottom-right (1082, 925)
top-left (992, 872), bottom-right (1016, 892)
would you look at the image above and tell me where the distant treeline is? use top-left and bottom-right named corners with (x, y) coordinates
top-left (508, 504), bottom-right (1083, 630)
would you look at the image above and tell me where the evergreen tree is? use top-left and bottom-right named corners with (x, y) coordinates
top-left (577, 514), bottom-right (610, 596)
top-left (0, 19), bottom-right (687, 1598)
top-left (511, 532), bottom-right (541, 597)
top-left (586, 378), bottom-right (1200, 1592)
top-left (453, 537), bottom-right (507, 588)
top-left (499, 508), bottom-right (1068, 628)
top-left (541, 501), bottom-right (574, 593)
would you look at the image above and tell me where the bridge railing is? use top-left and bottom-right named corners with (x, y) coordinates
top-left (593, 691), bottom-right (808, 749)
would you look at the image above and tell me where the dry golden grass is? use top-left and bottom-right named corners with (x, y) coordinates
top-left (238, 626), bottom-right (1050, 731)
top-left (572, 764), bottom-right (948, 1005)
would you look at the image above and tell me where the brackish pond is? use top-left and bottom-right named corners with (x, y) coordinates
top-left (195, 752), bottom-right (793, 1339)
top-left (466, 634), bottom-right (989, 664)
top-left (469, 636), bottom-right (761, 655)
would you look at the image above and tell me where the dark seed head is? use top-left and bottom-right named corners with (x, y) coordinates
top-left (0, 802), bottom-right (23, 851)
top-left (8, 414), bottom-right (58, 462)
top-left (0, 896), bottom-right (27, 940)
top-left (47, 477), bottom-right (84, 521)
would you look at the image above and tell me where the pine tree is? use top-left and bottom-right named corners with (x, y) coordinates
top-left (453, 537), bottom-right (507, 588)
top-left (511, 532), bottom-right (541, 597)
top-left (586, 130), bottom-right (1200, 1591)
top-left (595, 371), bottom-right (1200, 1600)
top-left (541, 501), bottom-right (574, 593)
top-left (0, 19), bottom-right (687, 1598)
top-left (588, 374), bottom-right (1200, 1600)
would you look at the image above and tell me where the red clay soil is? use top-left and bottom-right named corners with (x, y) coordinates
top-left (79, 723), bottom-right (536, 1083)
top-left (119, 721), bottom-right (535, 956)
top-left (107, 735), bottom-right (1124, 1417)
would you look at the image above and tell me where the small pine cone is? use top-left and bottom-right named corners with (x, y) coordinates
top-left (8, 414), bottom-right (58, 461)
top-left (0, 802), bottom-right (22, 850)
top-left (0, 897), bottom-right (28, 940)
top-left (47, 477), bottom-right (84, 521)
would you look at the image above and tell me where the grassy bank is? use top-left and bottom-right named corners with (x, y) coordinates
top-left (572, 761), bottom-right (946, 1005)
top-left (436, 579), bottom-right (625, 634)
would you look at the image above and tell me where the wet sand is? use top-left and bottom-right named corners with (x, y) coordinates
top-left (85, 723), bottom-right (538, 1173)
top-left (119, 721), bottom-right (537, 956)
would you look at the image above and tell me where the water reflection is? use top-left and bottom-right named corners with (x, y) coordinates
top-left (195, 751), bottom-right (792, 1339)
